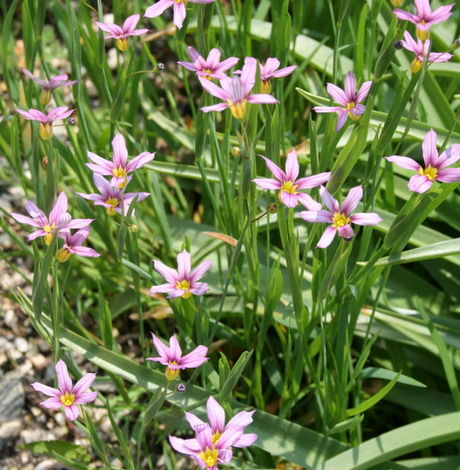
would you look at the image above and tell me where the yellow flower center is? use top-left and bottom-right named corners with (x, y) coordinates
top-left (165, 363), bottom-right (180, 381)
top-left (202, 69), bottom-right (213, 80)
top-left (332, 212), bottom-right (351, 228)
top-left (228, 99), bottom-right (247, 120)
top-left (211, 431), bottom-right (221, 444)
top-left (280, 180), bottom-right (297, 194)
top-left (419, 165), bottom-right (438, 181)
top-left (43, 224), bottom-right (56, 245)
top-left (105, 197), bottom-right (119, 216)
top-left (113, 166), bottom-right (127, 178)
top-left (345, 102), bottom-right (361, 121)
top-left (39, 123), bottom-right (53, 140)
top-left (60, 392), bottom-right (75, 407)
top-left (176, 279), bottom-right (192, 299)
top-left (198, 447), bottom-right (219, 468)
top-left (116, 38), bottom-right (128, 52)
top-left (56, 248), bottom-right (72, 263)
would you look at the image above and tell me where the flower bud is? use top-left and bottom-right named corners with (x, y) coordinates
top-left (40, 89), bottom-right (52, 106)
top-left (56, 248), bottom-right (72, 263)
top-left (128, 223), bottom-right (138, 233)
top-left (231, 146), bottom-right (242, 158)
top-left (267, 202), bottom-right (278, 214)
top-left (41, 156), bottom-right (48, 169)
top-left (176, 383), bottom-right (186, 392)
top-left (394, 40), bottom-right (403, 50)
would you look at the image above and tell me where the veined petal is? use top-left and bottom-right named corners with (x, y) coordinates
top-left (260, 155), bottom-right (285, 181)
top-left (206, 396), bottom-right (226, 432)
top-left (40, 397), bottom-right (63, 409)
top-left (246, 94), bottom-right (279, 104)
top-left (317, 226), bottom-right (337, 248)
top-left (350, 212), bottom-right (382, 226)
top-left (149, 283), bottom-right (174, 296)
top-left (320, 186), bottom-right (339, 213)
top-left (31, 382), bottom-right (60, 398)
top-left (74, 391), bottom-right (97, 405)
top-left (408, 174), bottom-right (433, 193)
top-left (297, 193), bottom-right (322, 211)
top-left (179, 345), bottom-right (209, 368)
top-left (177, 249), bottom-right (191, 279)
top-left (285, 150), bottom-right (299, 181)
top-left (337, 224), bottom-right (355, 240)
top-left (169, 436), bottom-right (200, 456)
top-left (55, 359), bottom-right (73, 393)
top-left (112, 133), bottom-right (128, 167)
top-left (336, 110), bottom-right (348, 132)
top-left (201, 103), bottom-right (229, 113)
top-left (226, 410), bottom-right (254, 429)
top-left (385, 155), bottom-right (420, 172)
top-left (356, 81), bottom-right (373, 103)
top-left (153, 259), bottom-right (179, 283)
top-left (150, 333), bottom-right (171, 361)
top-left (300, 210), bottom-right (333, 223)
top-left (436, 168), bottom-right (460, 183)
top-left (185, 412), bottom-right (205, 430)
top-left (126, 152), bottom-right (155, 172)
top-left (393, 9), bottom-right (418, 23)
top-left (296, 172), bottom-right (331, 189)
top-left (341, 185), bottom-right (363, 215)
top-left (145, 0), bottom-right (173, 18)
top-left (173, 2), bottom-right (186, 29)
top-left (438, 144), bottom-right (460, 169)
top-left (252, 177), bottom-right (281, 190)
top-left (422, 129), bottom-right (439, 167)
top-left (64, 405), bottom-right (80, 421)
top-left (279, 191), bottom-right (299, 208)
top-left (313, 105), bottom-right (343, 113)
top-left (326, 82), bottom-right (348, 105)
top-left (123, 14), bottom-right (140, 33)
top-left (72, 373), bottom-right (96, 396)
top-left (11, 213), bottom-right (41, 227)
top-left (199, 77), bottom-right (228, 101)
top-left (233, 432), bottom-right (258, 448)
top-left (190, 260), bottom-right (212, 283)
top-left (49, 192), bottom-right (68, 224)
top-left (168, 335), bottom-right (182, 362)
top-left (344, 72), bottom-right (357, 101)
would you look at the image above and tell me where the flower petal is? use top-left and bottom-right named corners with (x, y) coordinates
top-left (206, 396), bottom-right (226, 432)
top-left (72, 373), bottom-right (96, 396)
top-left (385, 155), bottom-right (420, 172)
top-left (317, 226), bottom-right (337, 249)
top-left (422, 129), bottom-right (439, 167)
top-left (190, 260), bottom-right (212, 283)
top-left (64, 404), bottom-right (80, 421)
top-left (350, 212), bottom-right (382, 226)
top-left (341, 185), bottom-right (363, 215)
top-left (55, 360), bottom-right (73, 393)
top-left (408, 174), bottom-right (433, 193)
top-left (145, 0), bottom-right (173, 18)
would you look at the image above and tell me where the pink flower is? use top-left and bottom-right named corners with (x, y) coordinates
top-left (252, 150), bottom-right (330, 208)
top-left (259, 58), bottom-right (297, 93)
top-left (86, 133), bottom-right (155, 189)
top-left (169, 396), bottom-right (257, 469)
top-left (21, 68), bottom-right (77, 105)
top-left (11, 192), bottom-right (93, 245)
top-left (386, 129), bottom-right (460, 193)
top-left (400, 31), bottom-right (452, 73)
top-left (16, 106), bottom-right (75, 140)
top-left (147, 333), bottom-right (208, 380)
top-left (393, 0), bottom-right (454, 40)
top-left (31, 360), bottom-right (97, 421)
top-left (185, 396), bottom-right (258, 449)
top-left (300, 185), bottom-right (382, 248)
top-left (77, 174), bottom-right (150, 216)
top-left (145, 0), bottom-right (215, 30)
top-left (149, 249), bottom-right (211, 299)
top-left (96, 14), bottom-right (149, 51)
top-left (313, 72), bottom-right (372, 132)
top-left (178, 47), bottom-right (239, 80)
top-left (199, 57), bottom-right (279, 119)
top-left (56, 228), bottom-right (100, 263)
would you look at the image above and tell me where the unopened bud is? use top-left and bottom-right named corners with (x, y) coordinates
top-left (176, 383), bottom-right (186, 392)
top-left (267, 202), bottom-right (278, 214)
top-left (157, 62), bottom-right (165, 70)
top-left (68, 117), bottom-right (76, 126)
top-left (41, 156), bottom-right (48, 169)
top-left (394, 40), bottom-right (403, 50)
top-left (231, 146), bottom-right (242, 158)
top-left (128, 223), bottom-right (138, 233)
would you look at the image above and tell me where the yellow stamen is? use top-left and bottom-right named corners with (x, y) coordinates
top-left (211, 431), bottom-right (221, 444)
top-left (40, 89), bottom-right (52, 106)
top-left (416, 27), bottom-right (429, 41)
top-left (261, 80), bottom-right (271, 94)
top-left (345, 102), bottom-right (361, 121)
top-left (390, 0), bottom-right (404, 6)
top-left (105, 197), bottom-right (119, 216)
top-left (112, 167), bottom-right (127, 188)
top-left (411, 58), bottom-right (423, 74)
top-left (56, 248), bottom-right (72, 263)
top-left (116, 38), bottom-right (128, 52)
top-left (202, 69), bottom-right (213, 80)
top-left (228, 100), bottom-right (247, 120)
top-left (280, 180), bottom-right (297, 194)
top-left (198, 447), bottom-right (219, 468)
top-left (165, 363), bottom-right (180, 381)
top-left (60, 392), bottom-right (75, 407)
top-left (176, 279), bottom-right (192, 299)
top-left (332, 212), bottom-right (351, 228)
top-left (43, 224), bottom-right (56, 246)
top-left (39, 123), bottom-right (53, 140)
top-left (419, 165), bottom-right (438, 181)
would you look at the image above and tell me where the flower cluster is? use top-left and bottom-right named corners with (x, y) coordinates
top-left (78, 133), bottom-right (153, 216)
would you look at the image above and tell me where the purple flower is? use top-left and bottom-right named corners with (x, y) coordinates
top-left (96, 14), bottom-right (149, 51)
top-left (77, 174), bottom-right (150, 216)
top-left (169, 396), bottom-right (257, 469)
top-left (252, 150), bottom-right (330, 209)
top-left (149, 249), bottom-right (212, 299)
top-left (178, 47), bottom-right (239, 81)
top-left (259, 58), bottom-right (297, 93)
top-left (313, 72), bottom-right (372, 132)
top-left (11, 192), bottom-right (93, 245)
top-left (21, 68), bottom-right (77, 105)
top-left (300, 185), bottom-right (382, 248)
top-left (185, 396), bottom-right (258, 449)
top-left (147, 333), bottom-right (208, 380)
top-left (400, 31), bottom-right (452, 73)
top-left (56, 228), bottom-right (100, 263)
top-left (393, 0), bottom-right (454, 40)
top-left (31, 360), bottom-right (97, 421)
top-left (145, 0), bottom-right (215, 30)
top-left (199, 57), bottom-right (279, 119)
top-left (86, 133), bottom-right (155, 189)
top-left (16, 106), bottom-right (75, 140)
top-left (386, 129), bottom-right (460, 193)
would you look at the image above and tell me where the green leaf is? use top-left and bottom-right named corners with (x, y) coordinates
top-left (324, 412), bottom-right (460, 470)
top-left (360, 368), bottom-right (426, 388)
top-left (20, 440), bottom-right (91, 464)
